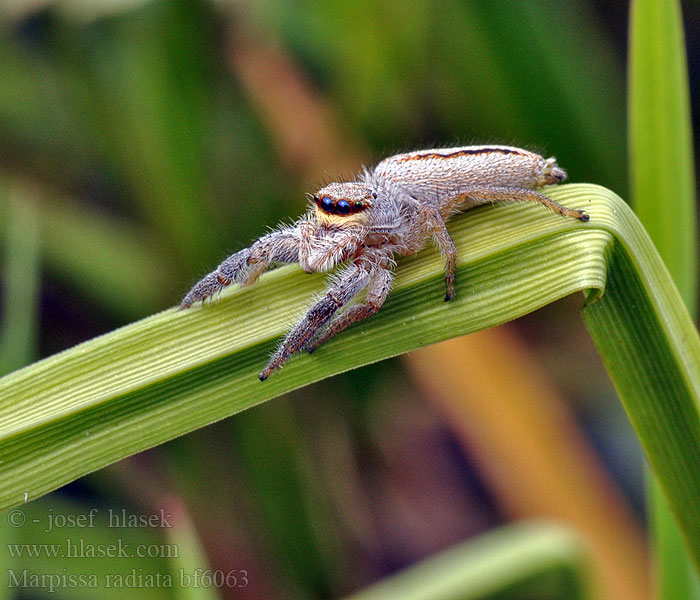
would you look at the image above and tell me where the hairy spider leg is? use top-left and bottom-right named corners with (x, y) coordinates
top-left (400, 185), bottom-right (587, 304)
top-left (419, 205), bottom-right (458, 301)
top-left (237, 228), bottom-right (302, 286)
top-left (449, 184), bottom-right (589, 222)
top-left (299, 222), bottom-right (364, 273)
top-left (305, 265), bottom-right (394, 353)
top-left (179, 227), bottom-right (302, 308)
top-left (259, 263), bottom-right (372, 380)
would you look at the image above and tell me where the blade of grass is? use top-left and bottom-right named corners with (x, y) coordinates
top-left (0, 184), bottom-right (606, 510)
top-left (628, 0), bottom-right (699, 597)
top-left (0, 180), bottom-right (40, 600)
top-left (0, 182), bottom-right (40, 375)
top-left (342, 521), bottom-right (593, 600)
top-left (629, 0), bottom-right (697, 305)
top-left (0, 184), bottom-right (699, 579)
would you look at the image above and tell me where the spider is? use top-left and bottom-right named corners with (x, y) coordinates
top-left (181, 145), bottom-right (588, 380)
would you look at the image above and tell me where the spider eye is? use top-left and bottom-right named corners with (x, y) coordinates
top-left (372, 192), bottom-right (378, 199)
top-left (312, 194), bottom-right (319, 203)
top-left (353, 201), bottom-right (364, 211)
top-left (336, 199), bottom-right (351, 215)
top-left (319, 196), bottom-right (335, 213)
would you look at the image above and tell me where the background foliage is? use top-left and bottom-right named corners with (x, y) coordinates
top-left (0, 1), bottom-right (698, 598)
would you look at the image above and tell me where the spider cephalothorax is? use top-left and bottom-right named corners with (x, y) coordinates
top-left (181, 145), bottom-right (589, 380)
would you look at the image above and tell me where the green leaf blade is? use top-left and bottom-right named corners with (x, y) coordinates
top-left (1, 183), bottom-right (700, 583)
top-left (629, 0), bottom-right (700, 594)
top-left (0, 184), bottom-right (605, 509)
top-left (628, 0), bottom-right (697, 307)
top-left (343, 521), bottom-right (592, 600)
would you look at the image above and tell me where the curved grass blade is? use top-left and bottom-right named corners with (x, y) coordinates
top-left (0, 184), bottom-right (604, 511)
top-left (342, 521), bottom-right (593, 600)
top-left (628, 0), bottom-right (699, 595)
top-left (0, 184), bottom-right (699, 578)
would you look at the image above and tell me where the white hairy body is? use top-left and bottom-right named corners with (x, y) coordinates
top-left (181, 145), bottom-right (588, 380)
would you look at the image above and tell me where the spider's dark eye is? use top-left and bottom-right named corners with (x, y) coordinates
top-left (353, 201), bottom-right (364, 211)
top-left (336, 199), bottom-right (351, 215)
top-left (312, 194), bottom-right (320, 204)
top-left (320, 196), bottom-right (335, 213)
top-left (372, 192), bottom-right (378, 199)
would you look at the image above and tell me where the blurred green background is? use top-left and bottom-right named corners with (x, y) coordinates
top-left (0, 0), bottom-right (698, 598)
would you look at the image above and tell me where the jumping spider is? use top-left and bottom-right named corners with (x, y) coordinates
top-left (181, 145), bottom-right (589, 380)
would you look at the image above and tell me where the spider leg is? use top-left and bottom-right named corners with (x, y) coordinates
top-left (180, 226), bottom-right (302, 309)
top-left (453, 185), bottom-right (589, 221)
top-left (259, 263), bottom-right (371, 380)
top-left (305, 267), bottom-right (394, 353)
top-left (420, 205), bottom-right (458, 301)
top-left (299, 223), bottom-right (363, 273)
